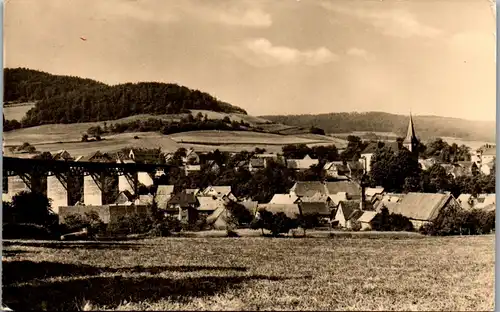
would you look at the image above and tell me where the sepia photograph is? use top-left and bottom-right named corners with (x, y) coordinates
top-left (1, 0), bottom-right (496, 310)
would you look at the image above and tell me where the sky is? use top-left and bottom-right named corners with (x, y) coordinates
top-left (4, 0), bottom-right (497, 121)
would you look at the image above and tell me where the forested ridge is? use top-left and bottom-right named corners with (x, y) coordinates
top-left (261, 112), bottom-right (496, 142)
top-left (4, 68), bottom-right (247, 127)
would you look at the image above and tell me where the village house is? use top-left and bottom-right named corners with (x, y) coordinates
top-left (333, 200), bottom-right (362, 228)
top-left (323, 161), bottom-right (350, 179)
top-left (440, 162), bottom-right (477, 178)
top-left (324, 181), bottom-right (362, 200)
top-left (249, 158), bottom-right (266, 172)
top-left (52, 150), bottom-right (73, 161)
top-left (166, 192), bottom-right (199, 222)
top-left (182, 148), bottom-right (200, 165)
top-left (473, 144), bottom-right (496, 166)
top-left (155, 185), bottom-right (175, 209)
top-left (200, 186), bottom-right (238, 202)
top-left (381, 192), bottom-right (461, 229)
top-left (206, 205), bottom-right (235, 230)
top-left (459, 194), bottom-right (496, 211)
top-left (418, 158), bottom-right (438, 171)
top-left (289, 181), bottom-right (326, 198)
top-left (299, 202), bottom-right (332, 222)
top-left (197, 196), bottom-right (227, 217)
top-left (184, 164), bottom-right (201, 176)
top-left (356, 211), bottom-right (378, 230)
top-left (286, 155), bottom-right (319, 171)
top-left (364, 187), bottom-right (384, 202)
top-left (269, 193), bottom-right (299, 205)
top-left (135, 194), bottom-right (154, 206)
top-left (114, 190), bottom-right (135, 205)
top-left (299, 192), bottom-right (337, 208)
top-left (256, 203), bottom-right (301, 219)
top-left (480, 161), bottom-right (495, 176)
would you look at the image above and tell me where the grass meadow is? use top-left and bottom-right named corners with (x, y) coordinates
top-left (2, 234), bottom-right (494, 311)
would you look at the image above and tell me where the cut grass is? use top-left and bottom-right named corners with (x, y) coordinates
top-left (2, 235), bottom-right (494, 311)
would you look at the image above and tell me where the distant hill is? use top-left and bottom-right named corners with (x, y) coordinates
top-left (4, 68), bottom-right (247, 127)
top-left (260, 112), bottom-right (496, 143)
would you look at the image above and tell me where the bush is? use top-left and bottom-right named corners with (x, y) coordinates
top-left (106, 213), bottom-right (153, 236)
top-left (254, 210), bottom-right (299, 237)
top-left (350, 220), bottom-right (362, 232)
top-left (371, 207), bottom-right (414, 232)
top-left (62, 211), bottom-right (106, 236)
top-left (422, 208), bottom-right (496, 236)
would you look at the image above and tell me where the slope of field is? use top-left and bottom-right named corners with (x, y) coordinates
top-left (2, 235), bottom-right (494, 311)
top-left (3, 102), bottom-right (37, 121)
top-left (261, 112), bottom-right (496, 142)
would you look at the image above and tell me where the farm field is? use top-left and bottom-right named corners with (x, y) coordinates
top-left (168, 130), bottom-right (339, 145)
top-left (2, 235), bottom-right (494, 311)
top-left (4, 129), bottom-right (344, 157)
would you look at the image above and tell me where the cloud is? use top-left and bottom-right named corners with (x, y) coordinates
top-left (211, 8), bottom-right (272, 27)
top-left (93, 1), bottom-right (271, 28)
top-left (226, 38), bottom-right (338, 67)
top-left (94, 0), bottom-right (178, 23)
top-left (346, 47), bottom-right (374, 60)
top-left (321, 2), bottom-right (442, 38)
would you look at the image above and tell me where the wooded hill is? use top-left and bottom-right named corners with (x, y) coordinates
top-left (260, 112), bottom-right (496, 143)
top-left (4, 68), bottom-right (247, 127)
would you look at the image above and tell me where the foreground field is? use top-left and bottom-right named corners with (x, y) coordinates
top-left (3, 235), bottom-right (494, 311)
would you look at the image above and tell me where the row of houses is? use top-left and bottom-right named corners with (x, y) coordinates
top-left (59, 176), bottom-right (496, 232)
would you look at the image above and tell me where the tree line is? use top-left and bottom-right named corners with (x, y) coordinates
top-left (262, 112), bottom-right (496, 143)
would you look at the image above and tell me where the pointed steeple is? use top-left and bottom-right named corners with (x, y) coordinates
top-left (403, 113), bottom-right (418, 153)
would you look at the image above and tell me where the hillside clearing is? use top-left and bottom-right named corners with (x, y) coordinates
top-left (2, 235), bottom-right (494, 311)
top-left (3, 102), bottom-right (36, 121)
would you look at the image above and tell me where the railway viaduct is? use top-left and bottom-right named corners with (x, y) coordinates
top-left (3, 156), bottom-right (171, 213)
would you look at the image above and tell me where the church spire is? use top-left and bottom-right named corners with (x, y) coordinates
top-left (403, 113), bottom-right (418, 154)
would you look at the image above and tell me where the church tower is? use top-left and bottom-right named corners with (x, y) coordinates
top-left (403, 113), bottom-right (419, 157)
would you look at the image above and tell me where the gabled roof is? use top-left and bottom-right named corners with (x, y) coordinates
top-left (328, 192), bottom-right (348, 206)
top-left (53, 150), bottom-right (73, 161)
top-left (361, 141), bottom-right (400, 154)
top-left (269, 194), bottom-right (299, 205)
top-left (357, 211), bottom-right (378, 223)
top-left (257, 203), bottom-right (301, 219)
top-left (337, 200), bottom-right (361, 220)
top-left (299, 202), bottom-right (331, 216)
top-left (135, 194), bottom-right (154, 205)
top-left (241, 199), bottom-right (259, 215)
top-left (365, 187), bottom-right (384, 197)
top-left (324, 161), bottom-right (348, 171)
top-left (347, 209), bottom-right (364, 221)
top-left (384, 192), bottom-right (454, 221)
top-left (286, 158), bottom-right (319, 170)
top-left (290, 181), bottom-right (327, 197)
top-left (324, 181), bottom-right (361, 197)
top-left (80, 151), bottom-right (115, 163)
top-left (115, 190), bottom-right (135, 205)
top-left (168, 192), bottom-right (198, 206)
top-left (185, 165), bottom-right (201, 171)
top-left (202, 186), bottom-right (232, 196)
top-left (185, 188), bottom-right (200, 195)
top-left (300, 192), bottom-right (331, 203)
top-left (206, 206), bottom-right (229, 225)
top-left (197, 196), bottom-right (225, 211)
top-left (157, 185), bottom-right (175, 195)
top-left (250, 158), bottom-right (265, 167)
